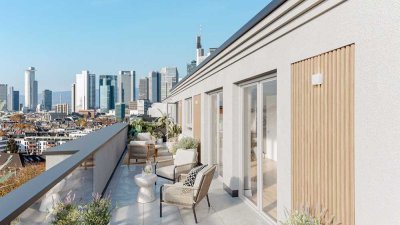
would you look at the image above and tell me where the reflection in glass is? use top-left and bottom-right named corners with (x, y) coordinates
top-left (262, 80), bottom-right (277, 220)
top-left (243, 85), bottom-right (258, 205)
top-left (210, 92), bottom-right (223, 177)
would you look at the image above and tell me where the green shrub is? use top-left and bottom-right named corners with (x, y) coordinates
top-left (51, 194), bottom-right (80, 225)
top-left (281, 210), bottom-right (322, 225)
top-left (82, 193), bottom-right (112, 225)
top-left (51, 193), bottom-right (112, 225)
top-left (171, 137), bottom-right (198, 154)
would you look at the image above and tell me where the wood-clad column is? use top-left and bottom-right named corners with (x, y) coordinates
top-left (291, 45), bottom-right (354, 225)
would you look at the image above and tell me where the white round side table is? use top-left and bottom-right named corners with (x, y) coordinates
top-left (134, 174), bottom-right (157, 203)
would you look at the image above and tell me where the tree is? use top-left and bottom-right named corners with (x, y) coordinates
top-left (10, 114), bottom-right (24, 123)
top-left (6, 138), bottom-right (18, 153)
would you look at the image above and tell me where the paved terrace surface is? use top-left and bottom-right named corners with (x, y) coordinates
top-left (106, 153), bottom-right (268, 225)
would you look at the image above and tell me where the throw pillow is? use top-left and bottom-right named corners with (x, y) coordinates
top-left (183, 164), bottom-right (207, 187)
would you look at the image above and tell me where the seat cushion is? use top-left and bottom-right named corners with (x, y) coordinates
top-left (156, 165), bottom-right (175, 179)
top-left (163, 182), bottom-right (194, 206)
top-left (183, 164), bottom-right (207, 187)
top-left (137, 132), bottom-right (152, 141)
top-left (175, 149), bottom-right (197, 166)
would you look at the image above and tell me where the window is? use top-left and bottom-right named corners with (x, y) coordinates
top-left (185, 98), bottom-right (192, 128)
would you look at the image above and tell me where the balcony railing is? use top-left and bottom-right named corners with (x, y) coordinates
top-left (0, 123), bottom-right (128, 225)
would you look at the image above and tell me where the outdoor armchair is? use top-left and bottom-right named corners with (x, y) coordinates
top-left (155, 149), bottom-right (198, 183)
top-left (160, 165), bottom-right (216, 223)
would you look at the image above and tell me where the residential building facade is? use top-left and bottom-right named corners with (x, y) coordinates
top-left (163, 1), bottom-right (400, 224)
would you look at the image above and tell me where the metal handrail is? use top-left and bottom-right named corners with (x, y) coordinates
top-left (0, 123), bottom-right (128, 224)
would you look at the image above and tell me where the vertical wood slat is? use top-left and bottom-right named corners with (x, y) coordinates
top-left (178, 100), bottom-right (183, 126)
top-left (291, 45), bottom-right (354, 225)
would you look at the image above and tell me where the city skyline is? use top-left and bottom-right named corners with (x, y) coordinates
top-left (0, 0), bottom-right (269, 92)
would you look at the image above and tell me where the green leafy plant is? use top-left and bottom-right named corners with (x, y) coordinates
top-left (281, 206), bottom-right (340, 225)
top-left (171, 137), bottom-right (198, 154)
top-left (51, 193), bottom-right (80, 225)
top-left (167, 123), bottom-right (182, 140)
top-left (82, 193), bottom-right (112, 225)
top-left (281, 210), bottom-right (322, 225)
top-left (51, 193), bottom-right (113, 225)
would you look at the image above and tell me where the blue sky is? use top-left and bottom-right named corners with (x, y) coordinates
top-left (0, 0), bottom-right (270, 92)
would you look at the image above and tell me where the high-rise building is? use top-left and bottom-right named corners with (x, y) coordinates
top-left (24, 67), bottom-right (38, 110)
top-left (55, 104), bottom-right (70, 114)
top-left (75, 70), bottom-right (96, 111)
top-left (117, 71), bottom-right (135, 104)
top-left (42, 89), bottom-right (52, 111)
top-left (160, 67), bottom-right (179, 100)
top-left (88, 74), bottom-right (96, 109)
top-left (71, 83), bottom-right (76, 113)
top-left (0, 84), bottom-right (7, 111)
top-left (187, 60), bottom-right (197, 75)
top-left (99, 75), bottom-right (117, 111)
top-left (137, 99), bottom-right (151, 116)
top-left (115, 103), bottom-right (126, 121)
top-left (148, 71), bottom-right (161, 103)
top-left (7, 87), bottom-right (19, 112)
top-left (196, 35), bottom-right (205, 66)
top-left (138, 77), bottom-right (149, 100)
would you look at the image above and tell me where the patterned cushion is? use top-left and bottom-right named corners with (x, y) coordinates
top-left (183, 164), bottom-right (207, 187)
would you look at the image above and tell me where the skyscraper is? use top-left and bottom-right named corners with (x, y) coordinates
top-left (7, 86), bottom-right (19, 112)
top-left (117, 71), bottom-right (136, 104)
top-left (75, 70), bottom-right (96, 111)
top-left (12, 90), bottom-right (19, 112)
top-left (115, 103), bottom-right (126, 121)
top-left (148, 71), bottom-right (161, 103)
top-left (0, 84), bottom-right (7, 111)
top-left (160, 67), bottom-right (179, 100)
top-left (138, 77), bottom-right (149, 100)
top-left (71, 83), bottom-right (76, 113)
top-left (88, 74), bottom-right (96, 109)
top-left (187, 60), bottom-right (197, 75)
top-left (25, 67), bottom-right (38, 110)
top-left (42, 89), bottom-right (52, 111)
top-left (196, 35), bottom-right (205, 66)
top-left (99, 75), bottom-right (117, 111)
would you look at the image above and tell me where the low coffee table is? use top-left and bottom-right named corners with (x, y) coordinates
top-left (134, 174), bottom-right (157, 203)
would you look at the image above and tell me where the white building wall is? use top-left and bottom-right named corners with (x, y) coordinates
top-left (164, 0), bottom-right (400, 224)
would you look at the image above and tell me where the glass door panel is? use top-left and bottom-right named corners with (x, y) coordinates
top-left (262, 80), bottom-right (277, 220)
top-left (210, 92), bottom-right (224, 177)
top-left (243, 85), bottom-right (258, 205)
top-left (218, 92), bottom-right (223, 177)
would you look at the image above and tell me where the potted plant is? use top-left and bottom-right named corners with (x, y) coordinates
top-left (51, 193), bottom-right (113, 225)
top-left (51, 193), bottom-right (80, 225)
top-left (171, 137), bottom-right (199, 155)
top-left (82, 193), bottom-right (112, 225)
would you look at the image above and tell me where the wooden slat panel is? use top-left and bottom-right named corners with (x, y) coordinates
top-left (193, 94), bottom-right (202, 162)
top-left (177, 101), bottom-right (182, 126)
top-left (291, 45), bottom-right (354, 225)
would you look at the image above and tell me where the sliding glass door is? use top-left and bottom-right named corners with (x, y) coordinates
top-left (242, 78), bottom-right (277, 221)
top-left (210, 91), bottom-right (223, 177)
